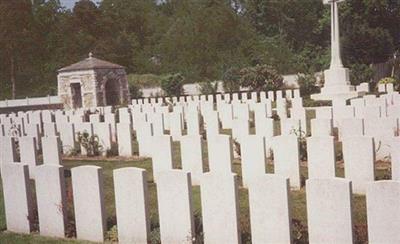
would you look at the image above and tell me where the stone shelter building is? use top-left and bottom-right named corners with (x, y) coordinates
top-left (57, 53), bottom-right (130, 109)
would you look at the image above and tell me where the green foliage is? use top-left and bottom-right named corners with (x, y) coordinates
top-left (76, 132), bottom-right (103, 157)
top-left (379, 77), bottom-right (399, 89)
top-left (290, 127), bottom-right (307, 161)
top-left (297, 74), bottom-right (319, 98)
top-left (0, 0), bottom-right (399, 99)
top-left (379, 77), bottom-right (397, 84)
top-left (160, 73), bottom-right (185, 97)
top-left (222, 67), bottom-right (241, 93)
top-left (105, 225), bottom-right (118, 242)
top-left (128, 73), bottom-right (163, 88)
top-left (239, 64), bottom-right (283, 91)
top-left (199, 80), bottom-right (219, 95)
top-left (128, 82), bottom-right (143, 99)
top-left (349, 63), bottom-right (374, 86)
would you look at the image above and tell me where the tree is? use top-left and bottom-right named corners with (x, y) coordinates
top-left (157, 0), bottom-right (264, 81)
top-left (0, 0), bottom-right (34, 99)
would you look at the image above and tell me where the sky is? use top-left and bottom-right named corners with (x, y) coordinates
top-left (60, 0), bottom-right (164, 9)
top-left (60, 0), bottom-right (80, 9)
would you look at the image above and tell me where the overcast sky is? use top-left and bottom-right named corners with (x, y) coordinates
top-left (60, 0), bottom-right (80, 9)
top-left (60, 0), bottom-right (164, 9)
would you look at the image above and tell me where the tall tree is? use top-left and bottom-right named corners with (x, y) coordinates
top-left (0, 0), bottom-right (33, 99)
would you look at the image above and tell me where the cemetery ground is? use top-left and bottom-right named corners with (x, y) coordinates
top-left (0, 137), bottom-right (392, 244)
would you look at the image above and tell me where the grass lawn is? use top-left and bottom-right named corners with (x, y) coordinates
top-left (0, 141), bottom-right (390, 244)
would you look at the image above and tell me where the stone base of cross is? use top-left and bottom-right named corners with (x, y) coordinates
top-left (311, 67), bottom-right (363, 101)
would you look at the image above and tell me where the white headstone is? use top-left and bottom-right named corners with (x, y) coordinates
top-left (311, 118), bottom-right (333, 136)
top-left (272, 135), bottom-right (301, 189)
top-left (157, 170), bottom-right (194, 243)
top-left (248, 175), bottom-right (292, 243)
top-left (93, 122), bottom-right (112, 154)
top-left (1, 163), bottom-right (33, 234)
top-left (57, 123), bottom-right (75, 153)
top-left (180, 135), bottom-right (204, 185)
top-left (43, 123), bottom-right (58, 137)
top-left (338, 118), bottom-right (364, 140)
top-left (241, 135), bottom-right (266, 187)
top-left (232, 118), bottom-right (249, 143)
top-left (391, 137), bottom-right (400, 181)
top-left (169, 111), bottom-right (183, 141)
top-left (306, 178), bottom-right (354, 244)
top-left (207, 135), bottom-right (233, 174)
top-left (342, 136), bottom-right (375, 194)
top-left (19, 136), bottom-right (38, 179)
top-left (117, 123), bottom-right (133, 156)
top-left (35, 165), bottom-right (67, 238)
top-left (113, 167), bottom-right (150, 244)
top-left (366, 181), bottom-right (400, 243)
top-left (186, 109), bottom-right (200, 136)
top-left (42, 136), bottom-right (62, 165)
top-left (201, 173), bottom-right (240, 244)
top-left (151, 135), bottom-right (173, 182)
top-left (307, 136), bottom-right (336, 179)
top-left (0, 136), bottom-right (17, 166)
top-left (71, 165), bottom-right (106, 242)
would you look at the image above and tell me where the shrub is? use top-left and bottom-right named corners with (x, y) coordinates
top-left (222, 67), bottom-right (241, 93)
top-left (199, 80), bottom-right (219, 95)
top-left (379, 77), bottom-right (397, 84)
top-left (239, 64), bottom-right (283, 91)
top-left (129, 81), bottom-right (143, 99)
top-left (290, 127), bottom-right (307, 161)
top-left (76, 132), bottom-right (103, 157)
top-left (160, 73), bottom-right (185, 96)
top-left (378, 77), bottom-right (399, 90)
top-left (349, 63), bottom-right (373, 86)
top-left (297, 74), bottom-right (319, 98)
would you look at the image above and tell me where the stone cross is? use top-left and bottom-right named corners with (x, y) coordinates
top-left (323, 0), bottom-right (345, 69)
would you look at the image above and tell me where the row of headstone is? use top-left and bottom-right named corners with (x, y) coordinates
top-left (0, 121), bottom-right (392, 196)
top-left (131, 89), bottom-right (301, 105)
top-left (2, 163), bottom-right (400, 243)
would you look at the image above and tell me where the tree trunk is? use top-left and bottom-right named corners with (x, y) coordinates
top-left (10, 54), bottom-right (16, 99)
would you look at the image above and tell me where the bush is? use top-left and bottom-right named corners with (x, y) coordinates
top-left (199, 80), bottom-right (219, 95)
top-left (129, 82), bottom-right (143, 99)
top-left (160, 73), bottom-right (185, 96)
top-left (127, 73), bottom-right (163, 88)
top-left (222, 67), bottom-right (241, 93)
top-left (239, 64), bottom-right (283, 91)
top-left (76, 132), bottom-right (103, 157)
top-left (349, 63), bottom-right (373, 86)
top-left (379, 77), bottom-right (399, 90)
top-left (379, 77), bottom-right (397, 84)
top-left (297, 74), bottom-right (319, 98)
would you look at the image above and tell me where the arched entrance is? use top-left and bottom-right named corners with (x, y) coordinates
top-left (71, 83), bottom-right (83, 109)
top-left (105, 78), bottom-right (121, 106)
